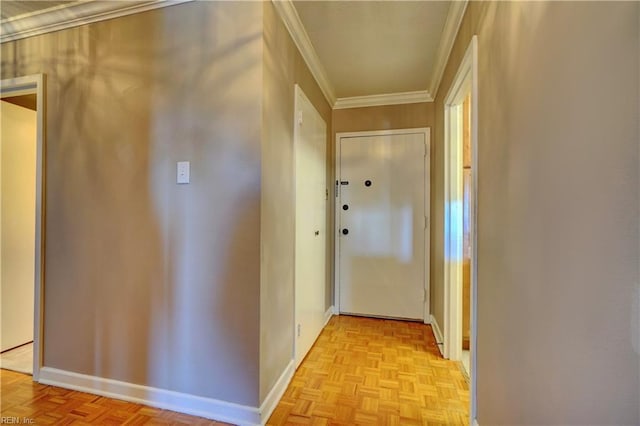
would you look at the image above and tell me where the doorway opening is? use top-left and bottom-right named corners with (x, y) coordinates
top-left (443, 36), bottom-right (478, 422)
top-left (0, 74), bottom-right (45, 380)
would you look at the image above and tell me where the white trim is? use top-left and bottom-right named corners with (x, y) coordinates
top-left (258, 360), bottom-right (294, 425)
top-left (39, 367), bottom-right (262, 426)
top-left (0, 74), bottom-right (45, 381)
top-left (272, 0), bottom-right (336, 106)
top-left (334, 136), bottom-right (342, 314)
top-left (428, 0), bottom-right (469, 98)
top-left (324, 305), bottom-right (335, 327)
top-left (473, 419), bottom-right (480, 426)
top-left (334, 128), bottom-right (431, 323)
top-left (443, 35), bottom-right (478, 424)
top-left (430, 314), bottom-right (444, 357)
top-left (429, 315), bottom-right (443, 344)
top-left (333, 90), bottom-right (433, 110)
top-left (424, 134), bottom-right (431, 325)
top-left (443, 94), bottom-right (463, 362)
top-left (0, 0), bottom-right (193, 43)
top-left (469, 35), bottom-right (479, 426)
top-left (336, 128), bottom-right (429, 140)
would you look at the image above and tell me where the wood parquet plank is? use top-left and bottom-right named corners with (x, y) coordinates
top-left (267, 315), bottom-right (469, 426)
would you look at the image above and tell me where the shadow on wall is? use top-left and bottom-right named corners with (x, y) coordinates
top-left (1, 1), bottom-right (262, 406)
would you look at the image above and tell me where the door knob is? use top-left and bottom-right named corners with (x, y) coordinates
top-left (342, 204), bottom-right (349, 210)
top-left (342, 229), bottom-right (349, 235)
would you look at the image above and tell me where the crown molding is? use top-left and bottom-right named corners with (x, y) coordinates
top-left (428, 0), bottom-right (468, 99)
top-left (333, 90), bottom-right (433, 110)
top-left (1, 0), bottom-right (194, 43)
top-left (271, 0), bottom-right (336, 106)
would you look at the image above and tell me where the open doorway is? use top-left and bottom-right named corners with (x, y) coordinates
top-left (0, 75), bottom-right (45, 380)
top-left (443, 36), bottom-right (477, 423)
top-left (461, 93), bottom-right (472, 375)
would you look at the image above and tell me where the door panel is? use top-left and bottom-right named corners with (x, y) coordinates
top-left (338, 132), bottom-right (425, 320)
top-left (294, 87), bottom-right (326, 367)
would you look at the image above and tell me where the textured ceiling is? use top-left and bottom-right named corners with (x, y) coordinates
top-left (0, 1), bottom-right (78, 20)
top-left (293, 1), bottom-right (451, 98)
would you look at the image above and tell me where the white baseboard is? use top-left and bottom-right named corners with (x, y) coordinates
top-left (324, 305), bottom-right (335, 326)
top-left (39, 367), bottom-right (261, 426)
top-left (429, 314), bottom-right (445, 357)
top-left (473, 418), bottom-right (479, 426)
top-left (258, 359), bottom-right (294, 425)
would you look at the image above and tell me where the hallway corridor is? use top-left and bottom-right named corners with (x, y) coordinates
top-left (268, 315), bottom-right (469, 425)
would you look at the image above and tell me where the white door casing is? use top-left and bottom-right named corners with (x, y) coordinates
top-left (335, 129), bottom-right (430, 321)
top-left (294, 85), bottom-right (327, 367)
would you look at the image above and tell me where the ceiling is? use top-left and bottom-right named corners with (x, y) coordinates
top-left (293, 1), bottom-right (451, 99)
top-left (2, 94), bottom-right (37, 111)
top-left (1, 0), bottom-right (465, 106)
top-left (0, 1), bottom-right (78, 21)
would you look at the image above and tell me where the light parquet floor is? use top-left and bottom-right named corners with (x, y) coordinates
top-left (1, 315), bottom-right (468, 425)
top-left (0, 369), bottom-right (231, 425)
top-left (268, 315), bottom-right (470, 426)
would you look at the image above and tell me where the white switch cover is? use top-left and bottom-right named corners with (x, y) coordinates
top-left (177, 161), bottom-right (190, 184)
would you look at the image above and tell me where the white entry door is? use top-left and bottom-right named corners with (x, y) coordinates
top-left (294, 85), bottom-right (326, 367)
top-left (337, 130), bottom-right (429, 320)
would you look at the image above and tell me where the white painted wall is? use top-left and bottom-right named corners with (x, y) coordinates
top-left (1, 100), bottom-right (36, 352)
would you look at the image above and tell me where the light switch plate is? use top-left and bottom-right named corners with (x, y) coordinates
top-left (177, 161), bottom-right (190, 184)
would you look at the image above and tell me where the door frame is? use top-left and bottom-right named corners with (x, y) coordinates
top-left (0, 73), bottom-right (46, 381)
top-left (334, 127), bottom-right (431, 323)
top-left (443, 35), bottom-right (478, 423)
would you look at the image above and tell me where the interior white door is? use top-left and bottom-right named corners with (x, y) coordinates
top-left (338, 131), bottom-right (426, 320)
top-left (294, 86), bottom-right (326, 367)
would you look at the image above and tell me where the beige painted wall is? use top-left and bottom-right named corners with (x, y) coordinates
top-left (1, 100), bottom-right (36, 352)
top-left (1, 2), bottom-right (263, 406)
top-left (432, 1), bottom-right (639, 423)
top-left (332, 102), bottom-right (434, 134)
top-left (260, 1), bottom-right (332, 402)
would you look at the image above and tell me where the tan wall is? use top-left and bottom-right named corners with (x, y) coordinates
top-left (332, 102), bottom-right (433, 134)
top-left (260, 1), bottom-right (332, 402)
top-left (1, 101), bottom-right (36, 352)
top-left (1, 2), bottom-right (263, 406)
top-left (433, 1), bottom-right (640, 423)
